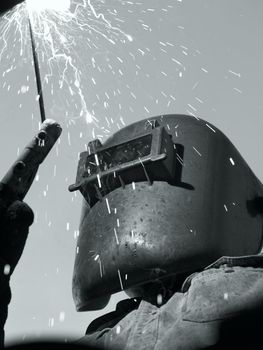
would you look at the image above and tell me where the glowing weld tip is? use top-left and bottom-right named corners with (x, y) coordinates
top-left (26, 0), bottom-right (71, 13)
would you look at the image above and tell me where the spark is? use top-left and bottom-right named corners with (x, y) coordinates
top-left (114, 228), bottom-right (119, 245)
top-left (233, 87), bottom-right (242, 94)
top-left (86, 0), bottom-right (133, 43)
top-left (176, 154), bottom-right (184, 166)
top-left (59, 311), bottom-right (66, 322)
top-left (228, 69), bottom-right (241, 78)
top-left (48, 317), bottom-right (55, 328)
top-left (192, 82), bottom-right (199, 90)
top-left (98, 258), bottom-right (103, 277)
top-left (186, 109), bottom-right (200, 121)
top-left (229, 157), bottom-right (235, 166)
top-left (195, 96), bottom-right (204, 104)
top-left (187, 103), bottom-right (196, 112)
top-left (97, 173), bottom-right (102, 188)
top-left (117, 269), bottom-right (124, 290)
top-left (206, 123), bottom-right (216, 133)
top-left (105, 197), bottom-right (111, 213)
top-left (193, 147), bottom-right (202, 156)
top-left (3, 264), bottom-right (11, 275)
top-left (157, 294), bottom-right (163, 305)
top-left (94, 153), bottom-right (99, 166)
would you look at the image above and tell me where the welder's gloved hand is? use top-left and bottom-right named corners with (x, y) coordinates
top-left (0, 199), bottom-right (34, 347)
top-left (0, 200), bottom-right (34, 276)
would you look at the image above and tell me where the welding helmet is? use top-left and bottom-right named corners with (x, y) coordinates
top-left (69, 114), bottom-right (263, 311)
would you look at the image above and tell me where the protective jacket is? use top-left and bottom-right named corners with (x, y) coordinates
top-left (77, 255), bottom-right (263, 350)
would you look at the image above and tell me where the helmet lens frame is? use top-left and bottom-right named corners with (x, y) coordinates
top-left (69, 126), bottom-right (176, 206)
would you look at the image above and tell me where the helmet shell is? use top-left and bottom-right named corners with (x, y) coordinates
top-left (71, 114), bottom-right (263, 311)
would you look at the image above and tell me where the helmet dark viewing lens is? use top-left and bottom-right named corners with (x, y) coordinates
top-left (85, 134), bottom-right (152, 176)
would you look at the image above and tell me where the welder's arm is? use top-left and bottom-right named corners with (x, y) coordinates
top-left (0, 119), bottom-right (61, 347)
top-left (0, 199), bottom-right (34, 347)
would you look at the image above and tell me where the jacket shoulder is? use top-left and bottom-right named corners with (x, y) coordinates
top-left (182, 265), bottom-right (263, 323)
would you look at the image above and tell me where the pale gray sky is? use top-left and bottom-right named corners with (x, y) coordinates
top-left (0, 0), bottom-right (262, 345)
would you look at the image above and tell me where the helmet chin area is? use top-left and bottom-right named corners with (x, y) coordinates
top-left (125, 272), bottom-right (189, 305)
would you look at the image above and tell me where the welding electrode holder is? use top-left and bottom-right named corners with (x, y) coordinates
top-left (0, 119), bottom-right (62, 205)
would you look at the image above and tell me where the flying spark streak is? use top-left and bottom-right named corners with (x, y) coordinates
top-left (105, 197), bottom-right (111, 214)
top-left (98, 258), bottom-right (103, 277)
top-left (86, 0), bottom-right (133, 43)
top-left (193, 147), bottom-right (202, 156)
top-left (114, 228), bottom-right (119, 245)
top-left (229, 157), bottom-right (235, 166)
top-left (176, 154), bottom-right (184, 166)
top-left (117, 269), bottom-right (124, 290)
top-left (206, 123), bottom-right (216, 133)
top-left (228, 69), bottom-right (241, 78)
top-left (94, 153), bottom-right (99, 166)
top-left (97, 173), bottom-right (102, 187)
top-left (233, 87), bottom-right (242, 94)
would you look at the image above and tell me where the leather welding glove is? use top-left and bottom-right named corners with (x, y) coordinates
top-left (0, 198), bottom-right (34, 347)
